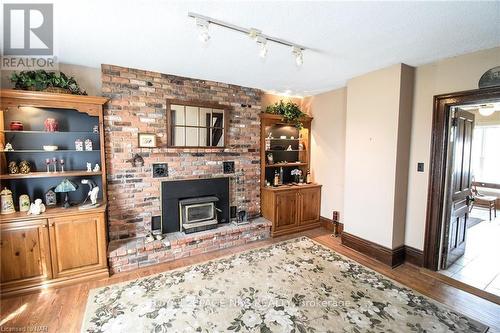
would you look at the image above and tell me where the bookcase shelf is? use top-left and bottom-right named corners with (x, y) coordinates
top-left (1, 170), bottom-right (102, 179)
top-left (0, 89), bottom-right (108, 212)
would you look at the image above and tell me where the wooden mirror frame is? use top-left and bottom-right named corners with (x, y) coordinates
top-left (423, 86), bottom-right (500, 271)
top-left (166, 99), bottom-right (230, 149)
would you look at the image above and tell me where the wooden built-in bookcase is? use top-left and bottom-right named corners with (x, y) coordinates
top-left (259, 113), bottom-right (322, 237)
top-left (0, 89), bottom-right (109, 297)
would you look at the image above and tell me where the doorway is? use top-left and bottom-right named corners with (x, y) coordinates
top-left (423, 87), bottom-right (500, 298)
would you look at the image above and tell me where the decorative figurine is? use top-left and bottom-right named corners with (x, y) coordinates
top-left (19, 160), bottom-right (31, 174)
top-left (55, 179), bottom-right (78, 208)
top-left (8, 161), bottom-right (19, 174)
top-left (84, 139), bottom-right (93, 151)
top-left (4, 143), bottom-right (14, 151)
top-left (93, 125), bottom-right (99, 133)
top-left (0, 188), bottom-right (15, 214)
top-left (9, 120), bottom-right (23, 131)
top-left (45, 158), bottom-right (51, 173)
top-left (75, 139), bottom-right (83, 151)
top-left (86, 162), bottom-right (92, 172)
top-left (286, 145), bottom-right (293, 151)
top-left (27, 199), bottom-right (46, 215)
top-left (298, 142), bottom-right (304, 151)
top-left (52, 157), bottom-right (57, 172)
top-left (267, 153), bottom-right (274, 165)
top-left (131, 154), bottom-right (144, 167)
top-left (45, 188), bottom-right (57, 207)
top-left (93, 164), bottom-right (100, 172)
top-left (79, 179), bottom-right (100, 210)
top-left (44, 118), bottom-right (59, 132)
top-left (60, 159), bottom-right (65, 172)
top-left (19, 194), bottom-right (30, 212)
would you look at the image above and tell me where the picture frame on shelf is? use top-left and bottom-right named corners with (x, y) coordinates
top-left (138, 133), bottom-right (157, 148)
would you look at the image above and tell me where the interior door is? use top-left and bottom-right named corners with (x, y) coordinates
top-left (441, 109), bottom-right (475, 269)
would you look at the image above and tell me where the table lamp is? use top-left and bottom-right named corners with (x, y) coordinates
top-left (54, 179), bottom-right (78, 208)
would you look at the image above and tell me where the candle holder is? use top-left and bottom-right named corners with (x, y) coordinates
top-left (52, 157), bottom-right (57, 173)
top-left (60, 159), bottom-right (65, 172)
top-left (45, 158), bottom-right (51, 173)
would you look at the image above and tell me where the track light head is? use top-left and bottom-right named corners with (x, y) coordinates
top-left (292, 46), bottom-right (303, 66)
top-left (256, 36), bottom-right (268, 58)
top-left (196, 18), bottom-right (210, 43)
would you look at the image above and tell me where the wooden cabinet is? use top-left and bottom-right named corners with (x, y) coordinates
top-left (49, 213), bottom-right (107, 279)
top-left (275, 191), bottom-right (299, 230)
top-left (0, 219), bottom-right (52, 288)
top-left (262, 184), bottom-right (322, 237)
top-left (0, 209), bottom-right (108, 297)
top-left (299, 187), bottom-right (321, 225)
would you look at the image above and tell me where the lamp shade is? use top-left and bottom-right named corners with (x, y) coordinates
top-left (54, 179), bottom-right (78, 193)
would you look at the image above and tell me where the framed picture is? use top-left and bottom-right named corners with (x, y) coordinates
top-left (138, 133), bottom-right (157, 148)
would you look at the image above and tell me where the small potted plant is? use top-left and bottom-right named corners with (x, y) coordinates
top-left (291, 168), bottom-right (302, 184)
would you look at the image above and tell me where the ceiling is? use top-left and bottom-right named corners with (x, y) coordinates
top-left (51, 0), bottom-right (500, 96)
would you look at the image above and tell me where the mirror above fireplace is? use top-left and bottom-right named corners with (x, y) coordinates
top-left (167, 99), bottom-right (229, 148)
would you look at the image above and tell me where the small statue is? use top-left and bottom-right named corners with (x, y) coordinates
top-left (4, 143), bottom-right (14, 151)
top-left (27, 199), bottom-right (46, 216)
top-left (79, 179), bottom-right (100, 210)
top-left (93, 164), bottom-right (100, 172)
top-left (8, 161), bottom-right (19, 174)
top-left (19, 160), bottom-right (31, 174)
top-left (86, 162), bottom-right (92, 172)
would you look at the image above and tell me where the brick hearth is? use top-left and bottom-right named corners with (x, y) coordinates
top-left (107, 218), bottom-right (272, 274)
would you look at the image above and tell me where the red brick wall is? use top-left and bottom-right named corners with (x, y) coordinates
top-left (101, 65), bottom-right (262, 240)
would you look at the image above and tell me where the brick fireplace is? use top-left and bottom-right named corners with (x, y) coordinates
top-left (102, 65), bottom-right (270, 273)
top-left (102, 64), bottom-right (263, 240)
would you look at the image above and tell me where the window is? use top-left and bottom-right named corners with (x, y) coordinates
top-left (472, 125), bottom-right (500, 184)
top-left (167, 100), bottom-right (227, 148)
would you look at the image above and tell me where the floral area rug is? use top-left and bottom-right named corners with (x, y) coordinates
top-left (81, 237), bottom-right (488, 333)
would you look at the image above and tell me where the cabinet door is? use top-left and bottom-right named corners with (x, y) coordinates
top-left (1, 219), bottom-right (52, 286)
top-left (48, 213), bottom-right (107, 278)
top-left (275, 191), bottom-right (299, 231)
top-left (299, 187), bottom-right (321, 225)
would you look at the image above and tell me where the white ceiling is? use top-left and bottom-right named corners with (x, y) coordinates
top-left (48, 0), bottom-right (500, 96)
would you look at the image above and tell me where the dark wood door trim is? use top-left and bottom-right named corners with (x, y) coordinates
top-left (423, 86), bottom-right (500, 271)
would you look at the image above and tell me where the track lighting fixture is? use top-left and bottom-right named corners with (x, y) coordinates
top-left (196, 18), bottom-right (210, 43)
top-left (292, 46), bottom-right (303, 66)
top-left (189, 12), bottom-right (307, 65)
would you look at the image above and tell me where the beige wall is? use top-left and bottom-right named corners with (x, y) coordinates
top-left (405, 46), bottom-right (500, 250)
top-left (310, 88), bottom-right (347, 219)
top-left (1, 63), bottom-right (102, 96)
top-left (344, 64), bottom-right (413, 249)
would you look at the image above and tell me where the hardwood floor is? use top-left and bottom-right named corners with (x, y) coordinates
top-left (1, 227), bottom-right (500, 332)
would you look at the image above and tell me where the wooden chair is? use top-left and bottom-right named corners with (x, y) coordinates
top-left (471, 183), bottom-right (498, 221)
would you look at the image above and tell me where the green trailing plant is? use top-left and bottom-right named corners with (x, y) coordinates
top-left (10, 70), bottom-right (87, 95)
top-left (265, 100), bottom-right (305, 128)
